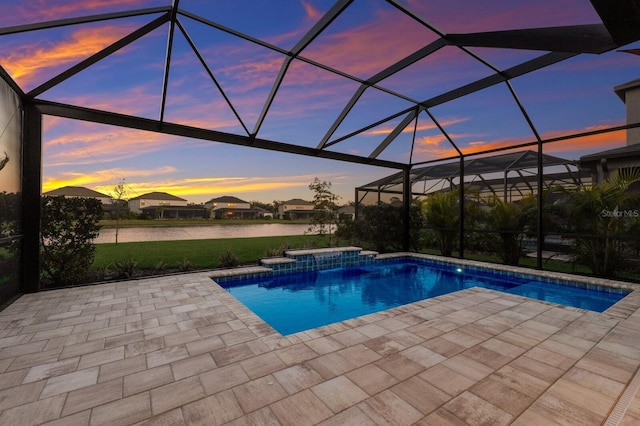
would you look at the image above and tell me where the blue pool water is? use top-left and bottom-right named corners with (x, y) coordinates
top-left (217, 259), bottom-right (629, 335)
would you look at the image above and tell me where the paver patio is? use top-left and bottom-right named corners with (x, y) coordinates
top-left (1, 260), bottom-right (639, 425)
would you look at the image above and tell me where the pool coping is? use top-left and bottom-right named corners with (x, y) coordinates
top-left (209, 252), bottom-right (640, 350)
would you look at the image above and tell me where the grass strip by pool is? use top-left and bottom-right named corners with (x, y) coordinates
top-left (92, 235), bottom-right (324, 270)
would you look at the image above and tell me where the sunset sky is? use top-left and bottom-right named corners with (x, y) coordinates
top-left (0, 0), bottom-right (639, 203)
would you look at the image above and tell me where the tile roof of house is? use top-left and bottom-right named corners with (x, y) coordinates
top-left (282, 198), bottom-right (313, 205)
top-left (128, 192), bottom-right (187, 201)
top-left (206, 196), bottom-right (248, 204)
top-left (43, 186), bottom-right (110, 198)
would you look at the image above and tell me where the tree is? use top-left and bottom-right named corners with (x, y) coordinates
top-left (0, 191), bottom-right (21, 292)
top-left (408, 199), bottom-right (425, 252)
top-left (335, 199), bottom-right (425, 252)
top-left (356, 203), bottom-right (403, 252)
top-left (111, 179), bottom-right (127, 245)
top-left (0, 191), bottom-right (21, 238)
top-left (555, 168), bottom-right (640, 277)
top-left (250, 200), bottom-right (275, 217)
top-left (484, 194), bottom-right (537, 266)
top-left (422, 190), bottom-right (459, 256)
top-left (40, 196), bottom-right (102, 287)
top-left (273, 200), bottom-right (283, 218)
top-left (308, 178), bottom-right (340, 244)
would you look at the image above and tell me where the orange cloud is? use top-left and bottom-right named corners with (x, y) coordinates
top-left (1, 25), bottom-right (134, 87)
top-left (91, 174), bottom-right (322, 201)
top-left (44, 123), bottom-right (177, 166)
top-left (53, 84), bottom-right (160, 118)
top-left (416, 134), bottom-right (448, 147)
top-left (412, 124), bottom-right (627, 162)
top-left (43, 156), bottom-right (334, 202)
top-left (42, 166), bottom-right (176, 193)
top-left (541, 127), bottom-right (626, 155)
top-left (364, 117), bottom-right (470, 137)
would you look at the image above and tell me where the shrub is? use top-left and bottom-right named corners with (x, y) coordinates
top-left (153, 260), bottom-right (168, 273)
top-left (94, 265), bottom-right (111, 281)
top-left (349, 201), bottom-right (423, 252)
top-left (264, 243), bottom-right (291, 257)
top-left (113, 256), bottom-right (138, 279)
top-left (218, 249), bottom-right (239, 267)
top-left (334, 216), bottom-right (359, 246)
top-left (40, 196), bottom-right (102, 287)
top-left (177, 258), bottom-right (193, 272)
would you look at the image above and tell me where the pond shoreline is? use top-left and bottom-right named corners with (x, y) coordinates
top-left (99, 219), bottom-right (311, 228)
top-left (95, 222), bottom-right (330, 244)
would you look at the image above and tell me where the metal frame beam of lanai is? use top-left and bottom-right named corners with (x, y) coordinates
top-left (34, 100), bottom-right (409, 171)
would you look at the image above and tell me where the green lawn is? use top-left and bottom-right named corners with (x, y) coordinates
top-left (92, 235), bottom-right (326, 270)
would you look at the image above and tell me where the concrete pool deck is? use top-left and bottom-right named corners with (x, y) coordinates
top-left (1, 256), bottom-right (640, 425)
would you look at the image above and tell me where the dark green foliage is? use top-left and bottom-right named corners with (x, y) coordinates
top-left (0, 191), bottom-right (21, 237)
top-left (422, 191), bottom-right (459, 256)
top-left (357, 203), bottom-right (404, 252)
top-left (0, 192), bottom-right (21, 304)
top-left (554, 169), bottom-right (640, 277)
top-left (40, 196), bottom-right (102, 287)
top-left (484, 195), bottom-right (537, 266)
top-left (334, 216), bottom-right (359, 246)
top-left (408, 200), bottom-right (425, 252)
top-left (337, 201), bottom-right (424, 252)
top-left (113, 256), bottom-right (138, 279)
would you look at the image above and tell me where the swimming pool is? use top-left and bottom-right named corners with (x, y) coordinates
top-left (216, 258), bottom-right (630, 335)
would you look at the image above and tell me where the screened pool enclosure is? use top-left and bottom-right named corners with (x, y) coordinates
top-left (1, 0), bottom-right (640, 305)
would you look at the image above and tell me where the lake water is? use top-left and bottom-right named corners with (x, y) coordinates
top-left (94, 223), bottom-right (317, 244)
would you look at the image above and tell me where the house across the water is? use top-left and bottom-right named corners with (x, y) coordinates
top-left (129, 192), bottom-right (206, 219)
top-left (204, 196), bottom-right (270, 219)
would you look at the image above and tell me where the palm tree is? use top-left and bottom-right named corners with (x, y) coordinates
top-left (484, 194), bottom-right (537, 266)
top-left (556, 168), bottom-right (640, 277)
top-left (422, 190), bottom-right (459, 256)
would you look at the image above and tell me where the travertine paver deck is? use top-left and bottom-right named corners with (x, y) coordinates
top-left (1, 260), bottom-right (640, 425)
